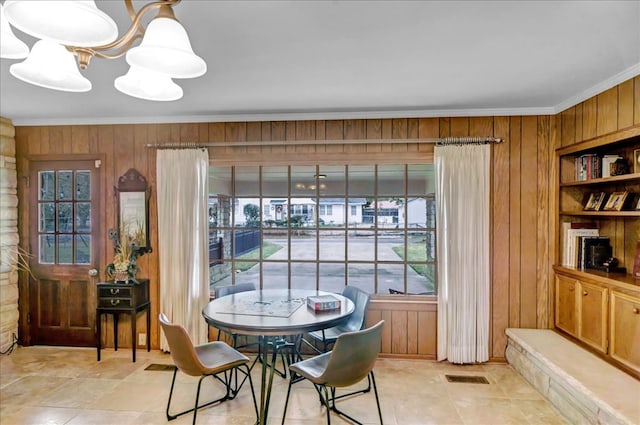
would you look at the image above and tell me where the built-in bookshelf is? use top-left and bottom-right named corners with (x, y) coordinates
top-left (557, 128), bottom-right (640, 279)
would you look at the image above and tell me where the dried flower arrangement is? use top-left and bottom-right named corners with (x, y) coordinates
top-left (105, 226), bottom-right (140, 284)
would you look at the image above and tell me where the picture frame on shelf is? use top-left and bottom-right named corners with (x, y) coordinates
top-left (602, 191), bottom-right (628, 211)
top-left (584, 192), bottom-right (607, 211)
top-left (636, 196), bottom-right (640, 211)
top-left (634, 149), bottom-right (640, 174)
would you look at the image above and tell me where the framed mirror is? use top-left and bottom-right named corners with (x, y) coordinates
top-left (115, 168), bottom-right (151, 255)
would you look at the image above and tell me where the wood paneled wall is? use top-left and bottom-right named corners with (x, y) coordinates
top-left (12, 76), bottom-right (640, 360)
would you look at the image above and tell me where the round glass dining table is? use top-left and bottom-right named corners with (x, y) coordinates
top-left (202, 289), bottom-right (354, 424)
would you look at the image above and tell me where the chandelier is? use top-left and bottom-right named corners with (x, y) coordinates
top-left (0, 0), bottom-right (206, 101)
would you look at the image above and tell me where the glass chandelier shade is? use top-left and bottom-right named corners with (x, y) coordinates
top-left (10, 39), bottom-right (91, 92)
top-left (1, 3), bottom-right (28, 59)
top-left (3, 0), bottom-right (118, 47)
top-left (115, 66), bottom-right (183, 101)
top-left (0, 0), bottom-right (206, 101)
top-left (125, 16), bottom-right (206, 79)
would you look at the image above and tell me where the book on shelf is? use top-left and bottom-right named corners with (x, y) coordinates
top-left (307, 295), bottom-right (341, 312)
top-left (577, 236), bottom-right (610, 269)
top-left (574, 154), bottom-right (601, 181)
top-left (602, 155), bottom-right (622, 178)
top-left (561, 222), bottom-right (599, 268)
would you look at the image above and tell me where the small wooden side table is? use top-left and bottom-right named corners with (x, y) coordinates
top-left (96, 279), bottom-right (150, 362)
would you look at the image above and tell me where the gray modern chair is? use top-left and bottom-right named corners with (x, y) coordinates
top-left (303, 285), bottom-right (371, 353)
top-left (159, 313), bottom-right (258, 425)
top-left (282, 320), bottom-right (385, 425)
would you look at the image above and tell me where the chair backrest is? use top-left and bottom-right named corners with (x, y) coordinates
top-left (159, 313), bottom-right (206, 377)
top-left (338, 286), bottom-right (371, 332)
top-left (214, 282), bottom-right (256, 298)
top-left (319, 320), bottom-right (384, 387)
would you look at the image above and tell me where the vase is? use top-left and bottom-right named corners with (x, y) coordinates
top-left (113, 270), bottom-right (130, 283)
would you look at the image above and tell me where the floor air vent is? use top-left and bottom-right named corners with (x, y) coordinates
top-left (144, 364), bottom-right (177, 371)
top-left (445, 374), bottom-right (489, 384)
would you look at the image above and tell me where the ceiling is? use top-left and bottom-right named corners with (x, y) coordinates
top-left (1, 0), bottom-right (639, 126)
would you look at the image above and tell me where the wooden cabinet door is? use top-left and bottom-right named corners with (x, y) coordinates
top-left (610, 291), bottom-right (640, 373)
top-left (578, 281), bottom-right (608, 353)
top-left (555, 274), bottom-right (578, 336)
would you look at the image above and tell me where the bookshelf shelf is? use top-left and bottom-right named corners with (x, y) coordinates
top-left (560, 173), bottom-right (640, 187)
top-left (560, 211), bottom-right (640, 217)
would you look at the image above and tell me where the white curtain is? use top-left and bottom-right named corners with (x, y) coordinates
top-left (157, 149), bottom-right (210, 350)
top-left (435, 144), bottom-right (490, 363)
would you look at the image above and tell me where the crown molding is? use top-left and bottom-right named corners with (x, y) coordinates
top-left (553, 63), bottom-right (640, 114)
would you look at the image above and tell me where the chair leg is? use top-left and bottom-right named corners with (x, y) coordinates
top-left (326, 372), bottom-right (382, 425)
top-left (330, 373), bottom-right (371, 401)
top-left (165, 368), bottom-right (236, 422)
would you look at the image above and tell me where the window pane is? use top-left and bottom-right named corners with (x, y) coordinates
top-left (39, 203), bottom-right (55, 232)
top-left (378, 263), bottom-right (405, 294)
top-left (406, 197), bottom-right (427, 228)
top-left (347, 198), bottom-right (365, 226)
top-left (291, 231), bottom-right (315, 261)
top-left (263, 199), bottom-right (287, 226)
top-left (262, 262), bottom-right (288, 289)
top-left (378, 230), bottom-right (403, 261)
top-left (348, 165), bottom-right (374, 196)
top-left (347, 265), bottom-right (375, 293)
top-left (234, 229), bottom-right (260, 257)
top-left (210, 166), bottom-right (232, 195)
top-left (235, 198), bottom-right (260, 227)
top-left (75, 235), bottom-right (91, 264)
top-left (57, 203), bottom-right (73, 232)
top-left (319, 230), bottom-right (344, 261)
top-left (291, 262), bottom-right (316, 290)
top-left (39, 235), bottom-right (55, 263)
top-left (318, 198), bottom-right (344, 227)
top-left (75, 202), bottom-right (91, 232)
top-left (408, 263), bottom-right (435, 294)
top-left (291, 166), bottom-right (316, 197)
top-left (57, 234), bottom-right (73, 264)
top-left (348, 230), bottom-right (374, 261)
top-left (233, 261), bottom-right (259, 286)
top-left (319, 263), bottom-right (345, 293)
top-left (319, 165), bottom-right (345, 196)
top-left (75, 171), bottom-right (91, 200)
top-left (407, 164), bottom-right (435, 195)
top-left (262, 230), bottom-right (285, 260)
top-left (289, 197), bottom-right (314, 227)
top-left (235, 166), bottom-right (259, 196)
top-left (57, 171), bottom-right (73, 200)
top-left (378, 165), bottom-right (404, 196)
top-left (262, 166), bottom-right (288, 196)
top-left (39, 171), bottom-right (55, 200)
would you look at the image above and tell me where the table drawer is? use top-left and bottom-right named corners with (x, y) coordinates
top-left (98, 298), bottom-right (133, 308)
top-left (99, 286), bottom-right (133, 298)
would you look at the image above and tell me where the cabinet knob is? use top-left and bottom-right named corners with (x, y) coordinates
top-left (582, 291), bottom-right (588, 296)
top-left (110, 299), bottom-right (120, 306)
top-left (633, 308), bottom-right (639, 314)
top-left (110, 288), bottom-right (119, 295)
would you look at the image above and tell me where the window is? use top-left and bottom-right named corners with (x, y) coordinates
top-left (37, 170), bottom-right (92, 264)
top-left (209, 164), bottom-right (436, 295)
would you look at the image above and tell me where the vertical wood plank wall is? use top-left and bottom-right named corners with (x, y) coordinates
top-left (12, 76), bottom-right (639, 360)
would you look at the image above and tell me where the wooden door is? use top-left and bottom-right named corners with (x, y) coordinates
top-left (609, 290), bottom-right (640, 373)
top-left (578, 281), bottom-right (608, 353)
top-left (555, 274), bottom-right (577, 337)
top-left (28, 160), bottom-right (100, 346)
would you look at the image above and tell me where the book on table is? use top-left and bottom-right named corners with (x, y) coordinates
top-left (307, 295), bottom-right (341, 312)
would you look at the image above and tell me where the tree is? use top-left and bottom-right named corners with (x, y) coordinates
top-left (243, 203), bottom-right (260, 226)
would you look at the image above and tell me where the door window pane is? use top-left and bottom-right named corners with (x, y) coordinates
top-left (75, 235), bottom-right (91, 264)
top-left (75, 203), bottom-right (91, 232)
top-left (75, 171), bottom-right (91, 200)
top-left (57, 171), bottom-right (73, 200)
top-left (57, 234), bottom-right (73, 264)
top-left (39, 172), bottom-right (55, 200)
top-left (57, 203), bottom-right (73, 232)
top-left (39, 203), bottom-right (55, 232)
top-left (39, 235), bottom-right (55, 263)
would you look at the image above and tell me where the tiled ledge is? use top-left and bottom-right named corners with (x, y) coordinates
top-left (505, 328), bottom-right (639, 425)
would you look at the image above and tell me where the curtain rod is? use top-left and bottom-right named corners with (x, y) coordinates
top-left (145, 136), bottom-right (503, 149)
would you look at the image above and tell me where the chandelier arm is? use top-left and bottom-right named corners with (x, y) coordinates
top-left (66, 0), bottom-right (181, 69)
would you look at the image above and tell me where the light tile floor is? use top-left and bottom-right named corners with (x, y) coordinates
top-left (0, 346), bottom-right (567, 425)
